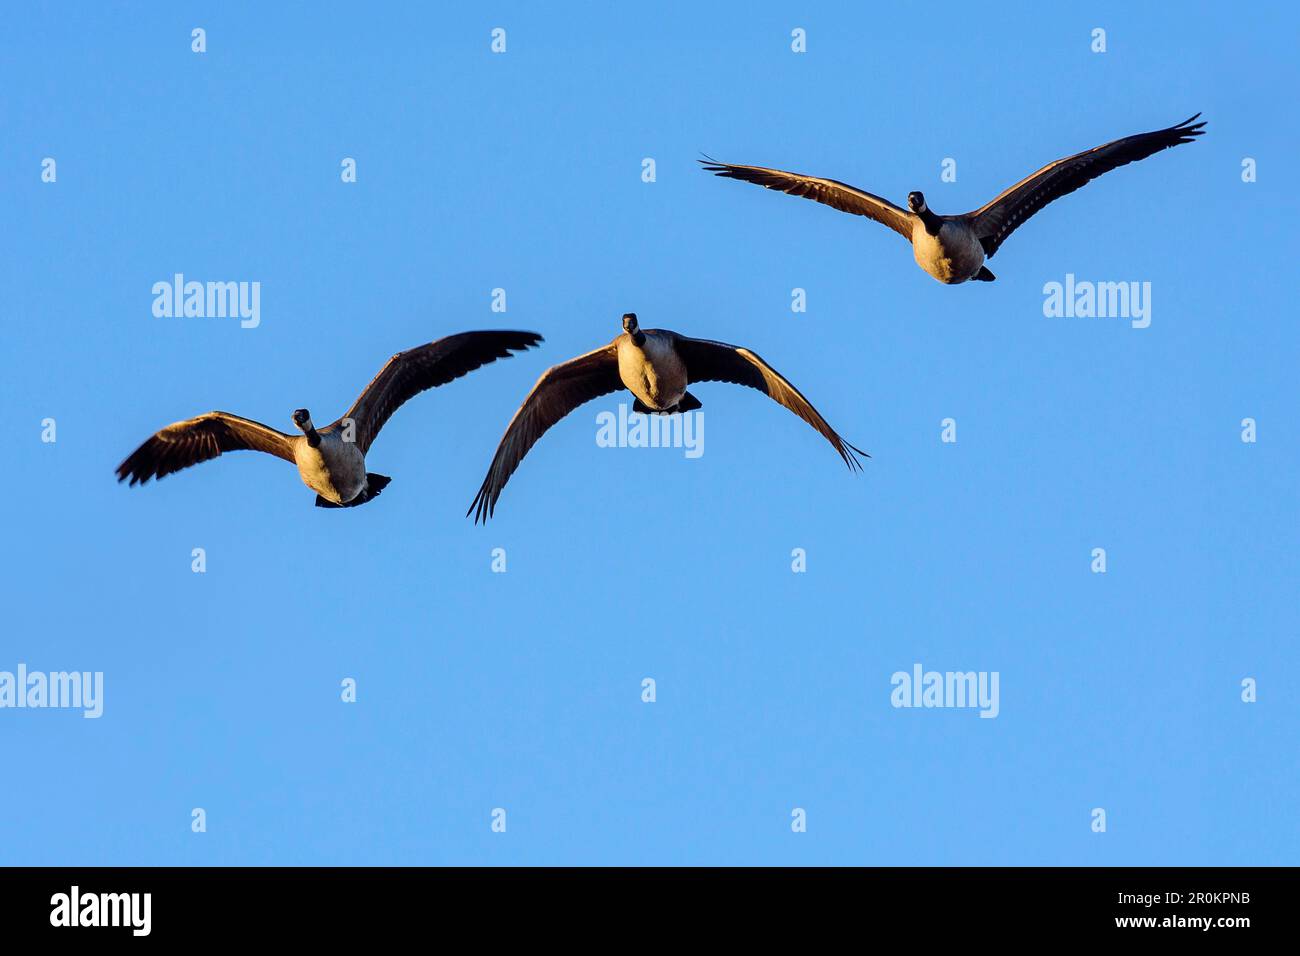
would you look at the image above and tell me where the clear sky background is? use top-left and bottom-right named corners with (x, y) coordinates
top-left (2, 1), bottom-right (1296, 866)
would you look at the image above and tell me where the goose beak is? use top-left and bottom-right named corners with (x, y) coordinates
top-left (622, 313), bottom-right (638, 334)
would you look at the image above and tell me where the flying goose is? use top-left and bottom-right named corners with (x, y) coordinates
top-left (116, 330), bottom-right (543, 508)
top-left (701, 114), bottom-right (1205, 284)
top-left (468, 313), bottom-right (866, 522)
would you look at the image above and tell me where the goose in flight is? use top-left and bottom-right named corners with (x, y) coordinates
top-left (701, 114), bottom-right (1205, 284)
top-left (116, 330), bottom-right (543, 508)
top-left (468, 313), bottom-right (866, 522)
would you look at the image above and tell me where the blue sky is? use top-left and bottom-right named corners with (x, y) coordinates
top-left (2, 1), bottom-right (1296, 865)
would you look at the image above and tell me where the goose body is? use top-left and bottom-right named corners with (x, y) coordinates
top-left (116, 330), bottom-right (543, 508)
top-left (294, 429), bottom-right (367, 505)
top-left (702, 114), bottom-right (1205, 285)
top-left (911, 218), bottom-right (986, 285)
top-left (617, 330), bottom-right (688, 411)
top-left (468, 313), bottom-right (866, 522)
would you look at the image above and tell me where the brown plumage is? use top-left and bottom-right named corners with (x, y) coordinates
top-left (116, 412), bottom-right (295, 486)
top-left (699, 157), bottom-right (914, 240)
top-left (116, 330), bottom-right (543, 507)
top-left (332, 331), bottom-right (547, 455)
top-left (469, 315), bottom-right (866, 523)
top-left (968, 114), bottom-right (1207, 257)
top-left (671, 335), bottom-right (865, 470)
top-left (701, 114), bottom-right (1206, 283)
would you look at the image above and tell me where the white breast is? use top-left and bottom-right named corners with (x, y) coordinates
top-left (295, 434), bottom-right (366, 504)
top-left (617, 335), bottom-right (687, 410)
top-left (912, 221), bottom-right (985, 284)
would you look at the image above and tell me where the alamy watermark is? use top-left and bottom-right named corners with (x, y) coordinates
top-left (890, 663), bottom-right (999, 718)
top-left (0, 664), bottom-right (103, 718)
top-left (152, 273), bottom-right (261, 329)
top-left (50, 886), bottom-right (150, 936)
top-left (1043, 274), bottom-right (1150, 329)
top-left (596, 404), bottom-right (704, 459)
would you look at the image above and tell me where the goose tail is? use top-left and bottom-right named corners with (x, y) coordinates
top-left (315, 473), bottom-right (392, 509)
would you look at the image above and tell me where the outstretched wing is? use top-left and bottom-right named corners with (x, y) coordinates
top-left (671, 334), bottom-right (867, 470)
top-left (700, 158), bottom-right (915, 241)
top-left (334, 330), bottom-right (544, 454)
top-left (116, 411), bottom-right (297, 486)
top-left (469, 343), bottom-right (622, 523)
top-left (970, 114), bottom-right (1206, 257)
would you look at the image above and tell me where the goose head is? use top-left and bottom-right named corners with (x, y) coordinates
top-left (908, 191), bottom-right (942, 235)
top-left (292, 408), bottom-right (320, 446)
top-left (622, 312), bottom-right (646, 346)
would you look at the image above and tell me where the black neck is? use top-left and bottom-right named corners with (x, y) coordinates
top-left (919, 207), bottom-right (943, 236)
top-left (631, 330), bottom-right (646, 347)
top-left (306, 428), bottom-right (321, 448)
